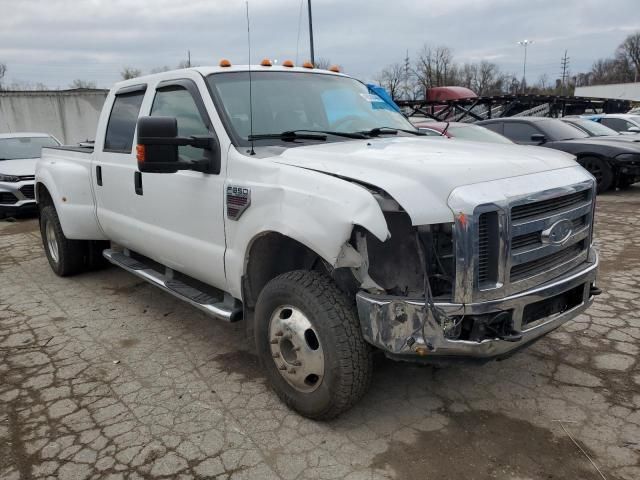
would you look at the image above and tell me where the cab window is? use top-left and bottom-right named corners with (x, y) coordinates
top-left (151, 86), bottom-right (209, 161)
top-left (104, 90), bottom-right (146, 153)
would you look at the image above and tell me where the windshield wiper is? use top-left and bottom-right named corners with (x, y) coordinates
top-left (249, 130), bottom-right (369, 142)
top-left (359, 127), bottom-right (428, 137)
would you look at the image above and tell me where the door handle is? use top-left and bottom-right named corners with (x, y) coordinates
top-left (134, 171), bottom-right (143, 195)
top-left (96, 165), bottom-right (102, 186)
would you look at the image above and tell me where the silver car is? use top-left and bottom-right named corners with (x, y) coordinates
top-left (0, 133), bottom-right (61, 218)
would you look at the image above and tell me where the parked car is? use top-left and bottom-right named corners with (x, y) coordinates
top-left (588, 114), bottom-right (640, 134)
top-left (36, 64), bottom-right (599, 419)
top-left (412, 121), bottom-right (514, 144)
top-left (562, 118), bottom-right (640, 144)
top-left (478, 117), bottom-right (640, 192)
top-left (0, 133), bottom-right (60, 218)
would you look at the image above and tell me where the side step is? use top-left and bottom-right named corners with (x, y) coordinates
top-left (103, 249), bottom-right (242, 322)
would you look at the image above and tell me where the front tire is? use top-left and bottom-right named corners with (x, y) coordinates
top-left (255, 270), bottom-right (372, 420)
top-left (578, 156), bottom-right (613, 193)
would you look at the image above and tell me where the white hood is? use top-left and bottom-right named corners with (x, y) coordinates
top-left (272, 137), bottom-right (578, 224)
top-left (0, 158), bottom-right (38, 176)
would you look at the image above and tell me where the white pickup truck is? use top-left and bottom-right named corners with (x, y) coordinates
top-left (36, 63), bottom-right (600, 419)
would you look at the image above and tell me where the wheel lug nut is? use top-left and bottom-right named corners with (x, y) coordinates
top-left (272, 352), bottom-right (280, 358)
top-left (278, 365), bottom-right (287, 371)
top-left (292, 361), bottom-right (302, 367)
top-left (275, 331), bottom-right (284, 337)
top-left (288, 369), bottom-right (296, 374)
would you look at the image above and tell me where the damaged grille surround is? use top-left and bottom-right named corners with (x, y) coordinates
top-left (355, 166), bottom-right (599, 361)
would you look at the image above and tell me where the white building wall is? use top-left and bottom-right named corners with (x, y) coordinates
top-left (0, 89), bottom-right (108, 144)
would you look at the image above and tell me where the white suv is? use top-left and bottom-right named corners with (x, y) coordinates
top-left (0, 133), bottom-right (60, 218)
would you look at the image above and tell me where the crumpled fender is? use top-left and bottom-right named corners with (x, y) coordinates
top-left (223, 157), bottom-right (389, 299)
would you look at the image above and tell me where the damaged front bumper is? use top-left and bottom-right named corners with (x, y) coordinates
top-left (355, 251), bottom-right (599, 362)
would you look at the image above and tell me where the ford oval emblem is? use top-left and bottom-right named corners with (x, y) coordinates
top-left (541, 219), bottom-right (573, 245)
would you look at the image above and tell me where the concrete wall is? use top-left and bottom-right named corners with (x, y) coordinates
top-left (575, 82), bottom-right (640, 102)
top-left (0, 89), bottom-right (108, 144)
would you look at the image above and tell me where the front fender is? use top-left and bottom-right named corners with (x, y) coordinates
top-left (224, 159), bottom-right (389, 299)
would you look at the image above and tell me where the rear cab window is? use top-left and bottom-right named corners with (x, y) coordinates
top-left (103, 86), bottom-right (146, 153)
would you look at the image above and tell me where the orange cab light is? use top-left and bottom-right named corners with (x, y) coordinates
top-left (329, 65), bottom-right (340, 72)
top-left (302, 61), bottom-right (314, 69)
top-left (282, 59), bottom-right (294, 67)
top-left (219, 59), bottom-right (232, 67)
top-left (136, 144), bottom-right (145, 162)
top-left (260, 58), bottom-right (272, 67)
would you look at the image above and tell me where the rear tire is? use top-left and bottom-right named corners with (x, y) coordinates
top-left (255, 270), bottom-right (372, 420)
top-left (578, 156), bottom-right (613, 193)
top-left (39, 205), bottom-right (109, 276)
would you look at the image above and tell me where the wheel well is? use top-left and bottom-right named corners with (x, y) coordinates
top-left (36, 183), bottom-right (54, 208)
top-left (243, 233), bottom-right (321, 309)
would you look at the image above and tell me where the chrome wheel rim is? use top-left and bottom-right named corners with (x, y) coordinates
top-left (45, 220), bottom-right (59, 264)
top-left (268, 305), bottom-right (324, 393)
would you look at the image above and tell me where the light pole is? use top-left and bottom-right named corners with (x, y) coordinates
top-left (308, 0), bottom-right (315, 66)
top-left (517, 39), bottom-right (533, 93)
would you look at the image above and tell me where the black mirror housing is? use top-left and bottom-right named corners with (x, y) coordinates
top-left (137, 116), bottom-right (181, 173)
top-left (136, 116), bottom-right (221, 174)
top-left (530, 133), bottom-right (546, 144)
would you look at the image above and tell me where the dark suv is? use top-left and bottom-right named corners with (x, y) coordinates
top-left (477, 118), bottom-right (640, 192)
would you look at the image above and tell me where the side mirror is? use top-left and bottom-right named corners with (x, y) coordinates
top-left (136, 116), bottom-right (218, 174)
top-left (627, 126), bottom-right (640, 133)
top-left (530, 133), bottom-right (546, 144)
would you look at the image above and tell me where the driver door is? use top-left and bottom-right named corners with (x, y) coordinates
top-left (133, 78), bottom-right (227, 290)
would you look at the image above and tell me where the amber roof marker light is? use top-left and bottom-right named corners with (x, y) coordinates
top-left (219, 59), bottom-right (232, 67)
top-left (260, 58), bottom-right (273, 67)
top-left (329, 65), bottom-right (341, 73)
top-left (282, 60), bottom-right (295, 68)
top-left (302, 61), bottom-right (314, 69)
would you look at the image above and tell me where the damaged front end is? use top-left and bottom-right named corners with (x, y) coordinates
top-left (345, 180), bottom-right (599, 363)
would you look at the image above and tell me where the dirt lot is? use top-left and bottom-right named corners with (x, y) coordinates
top-left (1, 187), bottom-right (639, 480)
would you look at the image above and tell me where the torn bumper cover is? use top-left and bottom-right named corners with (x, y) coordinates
top-left (356, 252), bottom-right (598, 361)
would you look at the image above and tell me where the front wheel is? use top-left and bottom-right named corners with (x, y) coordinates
top-left (578, 156), bottom-right (613, 193)
top-left (255, 270), bottom-right (372, 420)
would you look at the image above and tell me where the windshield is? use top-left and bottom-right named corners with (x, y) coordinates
top-left (0, 136), bottom-right (59, 160)
top-left (539, 119), bottom-right (589, 141)
top-left (207, 71), bottom-right (416, 144)
top-left (449, 124), bottom-right (513, 144)
top-left (568, 119), bottom-right (618, 136)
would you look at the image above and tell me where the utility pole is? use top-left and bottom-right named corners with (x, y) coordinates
top-left (307, 0), bottom-right (315, 66)
top-left (560, 50), bottom-right (570, 96)
top-left (518, 39), bottom-right (534, 93)
top-left (187, 50), bottom-right (191, 68)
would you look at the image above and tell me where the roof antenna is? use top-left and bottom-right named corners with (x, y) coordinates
top-left (246, 1), bottom-right (255, 155)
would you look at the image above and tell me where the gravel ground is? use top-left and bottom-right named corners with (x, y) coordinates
top-left (1, 186), bottom-right (639, 480)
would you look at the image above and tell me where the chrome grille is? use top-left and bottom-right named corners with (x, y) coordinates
top-left (508, 188), bottom-right (593, 286)
top-left (478, 213), bottom-right (489, 283)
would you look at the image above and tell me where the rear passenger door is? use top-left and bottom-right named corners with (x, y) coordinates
top-left (94, 85), bottom-right (147, 241)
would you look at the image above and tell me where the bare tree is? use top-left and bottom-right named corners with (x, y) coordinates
top-left (618, 32), bottom-right (640, 81)
top-left (374, 62), bottom-right (405, 100)
top-left (414, 45), bottom-right (455, 93)
top-left (70, 79), bottom-right (97, 89)
top-left (314, 58), bottom-right (332, 70)
top-left (0, 62), bottom-right (6, 90)
top-left (121, 66), bottom-right (142, 80)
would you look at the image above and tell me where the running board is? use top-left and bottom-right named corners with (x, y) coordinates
top-left (103, 249), bottom-right (242, 322)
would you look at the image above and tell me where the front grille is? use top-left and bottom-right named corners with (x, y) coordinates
top-left (20, 185), bottom-right (35, 199)
top-left (475, 185), bottom-right (594, 294)
top-left (0, 192), bottom-right (18, 205)
top-left (511, 241), bottom-right (585, 282)
top-left (511, 190), bottom-right (589, 221)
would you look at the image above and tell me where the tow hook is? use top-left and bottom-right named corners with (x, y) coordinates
top-left (590, 285), bottom-right (602, 296)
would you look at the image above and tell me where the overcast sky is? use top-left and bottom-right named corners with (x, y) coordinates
top-left (1, 0), bottom-right (638, 89)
